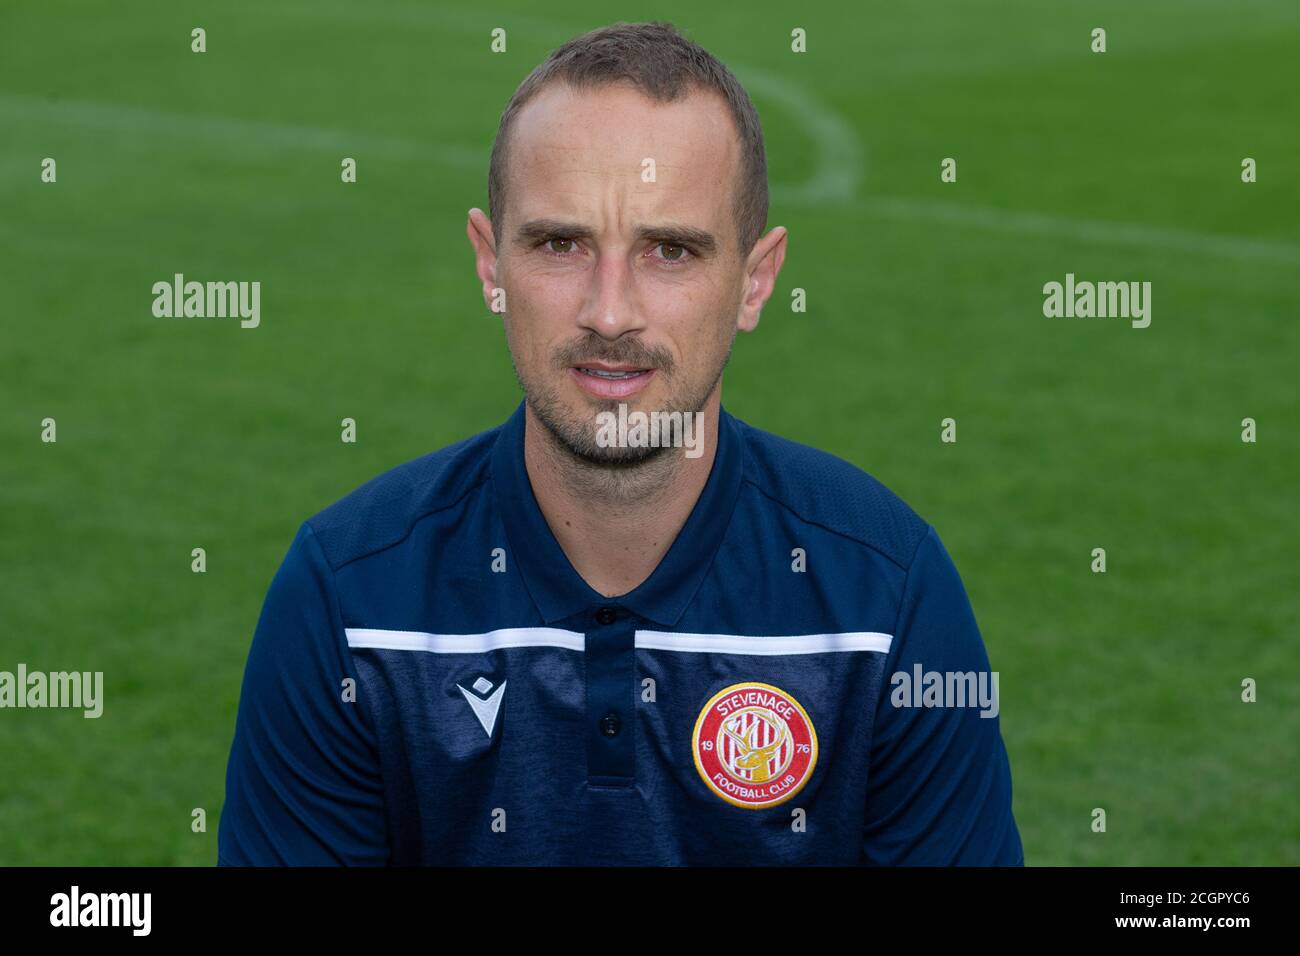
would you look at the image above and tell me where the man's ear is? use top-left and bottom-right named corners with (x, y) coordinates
top-left (466, 208), bottom-right (500, 314)
top-left (737, 226), bottom-right (788, 333)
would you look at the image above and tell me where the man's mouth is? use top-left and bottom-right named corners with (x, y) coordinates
top-left (578, 367), bottom-right (648, 379)
top-left (570, 364), bottom-right (657, 398)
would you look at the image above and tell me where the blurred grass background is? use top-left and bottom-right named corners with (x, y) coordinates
top-left (1, 0), bottom-right (1296, 864)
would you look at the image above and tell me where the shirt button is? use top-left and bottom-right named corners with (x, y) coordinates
top-left (595, 606), bottom-right (617, 625)
top-left (599, 713), bottom-right (621, 737)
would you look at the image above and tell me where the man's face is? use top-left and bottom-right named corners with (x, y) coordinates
top-left (486, 81), bottom-right (757, 465)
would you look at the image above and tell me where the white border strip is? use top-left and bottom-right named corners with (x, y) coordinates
top-left (635, 631), bottom-right (893, 655)
top-left (345, 627), bottom-right (585, 653)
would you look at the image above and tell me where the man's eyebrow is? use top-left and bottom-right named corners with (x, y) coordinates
top-left (514, 219), bottom-right (595, 247)
top-left (513, 218), bottom-right (718, 256)
top-left (634, 223), bottom-right (717, 255)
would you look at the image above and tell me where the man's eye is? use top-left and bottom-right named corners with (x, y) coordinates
top-left (653, 242), bottom-right (692, 264)
top-left (538, 238), bottom-right (691, 263)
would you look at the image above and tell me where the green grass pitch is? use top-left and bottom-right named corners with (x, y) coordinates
top-left (1, 0), bottom-right (1296, 864)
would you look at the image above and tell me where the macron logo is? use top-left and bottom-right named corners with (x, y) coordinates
top-left (457, 677), bottom-right (506, 738)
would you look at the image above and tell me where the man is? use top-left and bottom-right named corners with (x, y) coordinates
top-left (218, 21), bottom-right (1023, 866)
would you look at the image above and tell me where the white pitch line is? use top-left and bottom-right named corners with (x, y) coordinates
top-left (851, 194), bottom-right (1300, 265)
top-left (0, 92), bottom-right (477, 167)
top-left (730, 62), bottom-right (865, 206)
top-left (4, 24), bottom-right (1292, 268)
top-left (731, 66), bottom-right (1297, 266)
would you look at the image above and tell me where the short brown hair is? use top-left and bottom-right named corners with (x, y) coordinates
top-left (487, 21), bottom-right (769, 257)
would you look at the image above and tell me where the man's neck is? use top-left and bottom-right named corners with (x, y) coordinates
top-left (523, 394), bottom-right (721, 599)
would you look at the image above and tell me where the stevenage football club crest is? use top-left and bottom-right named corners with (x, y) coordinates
top-left (692, 682), bottom-right (817, 809)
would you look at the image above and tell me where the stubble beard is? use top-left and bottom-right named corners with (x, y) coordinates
top-left (509, 330), bottom-right (734, 503)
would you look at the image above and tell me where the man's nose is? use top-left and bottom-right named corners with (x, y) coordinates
top-left (576, 249), bottom-right (647, 339)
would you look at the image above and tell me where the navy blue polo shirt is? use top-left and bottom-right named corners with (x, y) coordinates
top-left (217, 401), bottom-right (1023, 865)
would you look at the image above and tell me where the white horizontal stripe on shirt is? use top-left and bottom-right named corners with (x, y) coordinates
top-left (634, 631), bottom-right (893, 655)
top-left (344, 627), bottom-right (585, 653)
top-left (345, 628), bottom-right (893, 656)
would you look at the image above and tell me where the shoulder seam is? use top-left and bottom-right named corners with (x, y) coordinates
top-left (740, 475), bottom-right (918, 573)
top-left (311, 472), bottom-right (491, 574)
top-left (301, 522), bottom-right (390, 823)
top-left (889, 523), bottom-right (937, 640)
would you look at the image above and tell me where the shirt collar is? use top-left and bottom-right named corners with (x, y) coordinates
top-left (490, 400), bottom-right (744, 627)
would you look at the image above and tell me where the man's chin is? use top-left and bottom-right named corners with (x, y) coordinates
top-left (523, 373), bottom-right (712, 471)
top-left (567, 440), bottom-right (670, 469)
top-left (540, 414), bottom-right (670, 469)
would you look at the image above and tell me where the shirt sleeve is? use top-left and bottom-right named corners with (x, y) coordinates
top-left (217, 522), bottom-right (390, 865)
top-left (862, 524), bottom-right (1024, 865)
